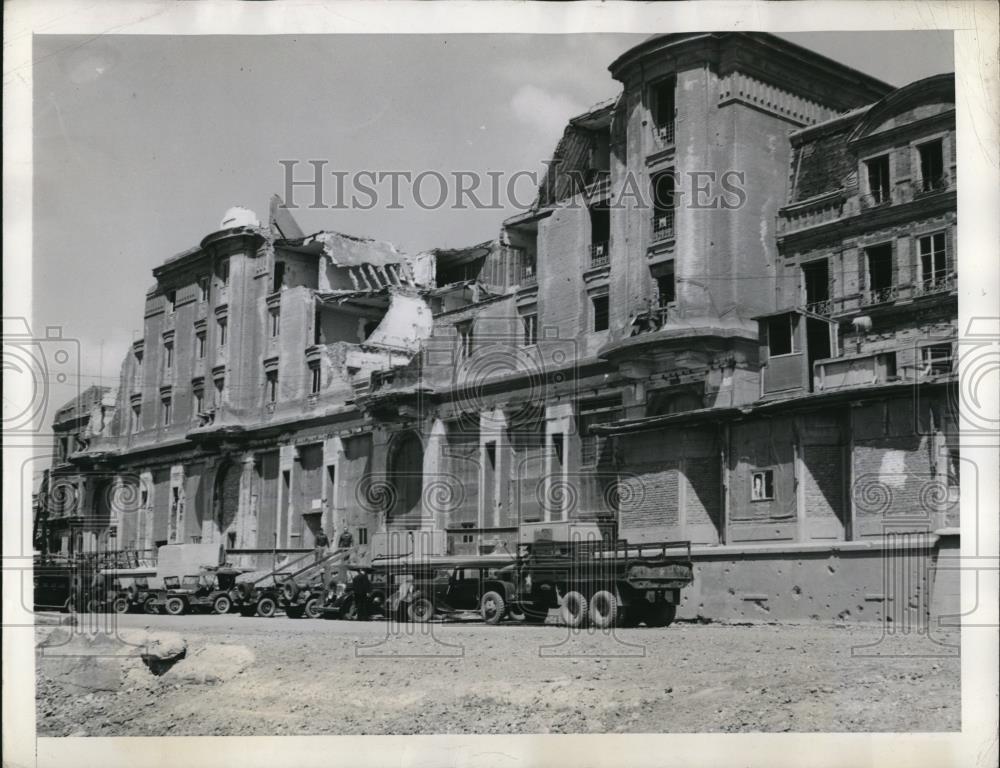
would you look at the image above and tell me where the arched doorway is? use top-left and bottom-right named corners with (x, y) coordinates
top-left (213, 460), bottom-right (241, 548)
top-left (388, 431), bottom-right (424, 524)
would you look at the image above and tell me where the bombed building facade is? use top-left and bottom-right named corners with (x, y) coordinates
top-left (48, 33), bottom-right (959, 621)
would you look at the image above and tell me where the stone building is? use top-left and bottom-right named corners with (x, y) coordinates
top-left (56, 33), bottom-right (959, 621)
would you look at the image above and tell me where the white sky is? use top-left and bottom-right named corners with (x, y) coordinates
top-left (32, 32), bottom-right (954, 412)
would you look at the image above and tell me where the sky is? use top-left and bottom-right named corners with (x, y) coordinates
top-left (31, 31), bottom-right (955, 414)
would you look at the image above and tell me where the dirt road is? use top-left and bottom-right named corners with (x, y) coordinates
top-left (35, 612), bottom-right (960, 735)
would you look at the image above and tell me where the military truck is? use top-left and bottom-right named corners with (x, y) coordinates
top-left (508, 522), bottom-right (694, 628)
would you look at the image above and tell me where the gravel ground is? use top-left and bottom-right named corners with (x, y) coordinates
top-left (35, 612), bottom-right (960, 736)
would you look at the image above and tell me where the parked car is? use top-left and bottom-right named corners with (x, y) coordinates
top-left (232, 574), bottom-right (287, 618)
top-left (280, 572), bottom-right (327, 619)
top-left (152, 569), bottom-right (240, 616)
top-left (320, 567), bottom-right (388, 621)
top-left (381, 556), bottom-right (518, 624)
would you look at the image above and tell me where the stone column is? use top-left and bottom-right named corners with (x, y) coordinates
top-left (237, 452), bottom-right (257, 551)
top-left (423, 418), bottom-right (448, 533)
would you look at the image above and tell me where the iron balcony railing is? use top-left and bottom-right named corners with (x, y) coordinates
top-left (914, 274), bottom-right (956, 296)
top-left (804, 299), bottom-right (834, 316)
top-left (651, 210), bottom-right (675, 242)
top-left (653, 121), bottom-right (675, 145)
top-left (589, 242), bottom-right (610, 268)
top-left (862, 285), bottom-right (900, 306)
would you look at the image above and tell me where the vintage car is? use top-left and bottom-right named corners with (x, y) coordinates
top-left (319, 567), bottom-right (388, 621)
top-left (153, 569), bottom-right (241, 616)
top-left (382, 556), bottom-right (518, 624)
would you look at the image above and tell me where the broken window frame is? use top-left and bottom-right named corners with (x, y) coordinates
top-left (750, 469), bottom-right (775, 502)
top-left (916, 138), bottom-right (946, 193)
top-left (457, 320), bottom-right (475, 359)
top-left (864, 154), bottom-right (892, 205)
top-left (521, 312), bottom-right (538, 347)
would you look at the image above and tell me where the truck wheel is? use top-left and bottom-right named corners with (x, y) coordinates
top-left (408, 597), bottom-right (434, 623)
top-left (256, 597), bottom-right (277, 618)
top-left (559, 591), bottom-right (588, 628)
top-left (646, 600), bottom-right (676, 628)
top-left (304, 597), bottom-right (321, 619)
top-left (589, 590), bottom-right (618, 629)
top-left (112, 596), bottom-right (130, 615)
top-left (480, 591), bottom-right (506, 625)
top-left (143, 596), bottom-right (160, 615)
top-left (212, 595), bottom-right (232, 615)
top-left (165, 597), bottom-right (186, 616)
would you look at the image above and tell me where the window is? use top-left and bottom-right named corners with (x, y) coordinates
top-left (922, 344), bottom-right (953, 376)
top-left (919, 232), bottom-right (948, 289)
top-left (218, 258), bottom-right (230, 285)
top-left (457, 320), bottom-right (474, 359)
top-left (198, 275), bottom-right (210, 302)
top-left (802, 259), bottom-right (829, 306)
top-left (865, 243), bottom-right (895, 302)
top-left (196, 330), bottom-right (206, 359)
top-left (193, 387), bottom-right (204, 414)
top-left (591, 295), bottom-right (610, 332)
top-left (358, 527), bottom-right (368, 546)
top-left (266, 370), bottom-right (278, 403)
top-left (589, 204), bottom-right (610, 266)
top-left (214, 377), bottom-right (225, 406)
top-left (217, 317), bottom-right (228, 347)
top-left (273, 261), bottom-right (286, 292)
top-left (131, 404), bottom-right (141, 434)
top-left (651, 172), bottom-right (675, 241)
top-left (751, 470), bottom-right (774, 501)
top-left (270, 308), bottom-right (280, 337)
top-left (161, 397), bottom-right (172, 426)
top-left (651, 262), bottom-right (675, 307)
top-left (651, 77), bottom-right (675, 142)
top-left (578, 397), bottom-right (622, 466)
top-left (865, 155), bottom-right (891, 204)
top-left (166, 290), bottom-right (177, 313)
top-left (163, 341), bottom-right (174, 371)
top-left (767, 315), bottom-right (795, 356)
top-left (309, 364), bottom-right (322, 394)
top-left (521, 312), bottom-right (538, 347)
top-left (918, 139), bottom-right (945, 192)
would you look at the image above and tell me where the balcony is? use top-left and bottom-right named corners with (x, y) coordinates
top-left (651, 211), bottom-right (675, 243)
top-left (589, 242), bottom-right (610, 269)
top-left (914, 274), bottom-right (956, 297)
top-left (861, 285), bottom-right (899, 307)
top-left (859, 191), bottom-right (892, 211)
top-left (804, 299), bottom-right (834, 316)
top-left (653, 121), bottom-right (675, 146)
top-left (628, 304), bottom-right (671, 336)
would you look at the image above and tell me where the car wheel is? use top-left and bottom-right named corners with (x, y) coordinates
top-left (559, 591), bottom-right (588, 628)
top-left (645, 600), bottom-right (676, 628)
top-left (212, 595), bottom-right (232, 615)
top-left (143, 596), bottom-right (160, 615)
top-left (304, 597), bottom-right (321, 619)
top-left (408, 597), bottom-right (434, 623)
top-left (165, 597), bottom-right (187, 616)
top-left (112, 596), bottom-right (130, 615)
top-left (256, 597), bottom-right (277, 618)
top-left (480, 591), bottom-right (506, 625)
top-left (589, 590), bottom-right (618, 629)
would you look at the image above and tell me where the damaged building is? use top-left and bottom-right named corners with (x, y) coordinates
top-left (49, 33), bottom-right (960, 622)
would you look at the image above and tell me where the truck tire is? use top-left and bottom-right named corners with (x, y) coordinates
top-left (112, 596), bottom-right (130, 614)
top-left (143, 596), bottom-right (160, 615)
top-left (559, 591), bottom-right (588, 628)
top-left (165, 597), bottom-right (187, 616)
top-left (304, 597), bottom-right (321, 619)
top-left (408, 597), bottom-right (434, 623)
top-left (212, 594), bottom-right (232, 615)
top-left (256, 596), bottom-right (277, 618)
top-left (589, 590), bottom-right (618, 629)
top-left (283, 581), bottom-right (300, 603)
top-left (480, 591), bottom-right (506, 625)
top-left (645, 600), bottom-right (676, 628)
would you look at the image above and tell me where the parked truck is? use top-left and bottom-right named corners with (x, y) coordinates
top-left (507, 522), bottom-right (694, 628)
